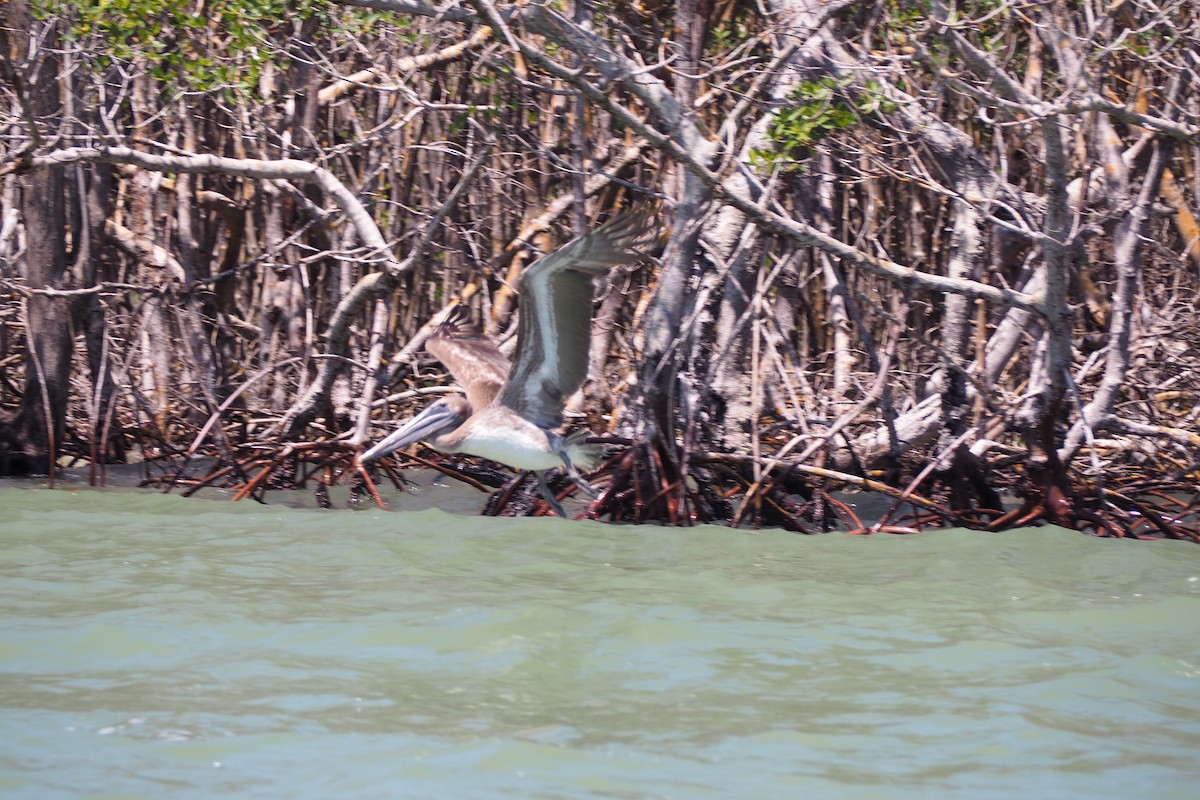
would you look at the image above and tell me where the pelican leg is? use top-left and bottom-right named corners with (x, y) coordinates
top-left (554, 445), bottom-right (598, 499)
top-left (536, 471), bottom-right (570, 518)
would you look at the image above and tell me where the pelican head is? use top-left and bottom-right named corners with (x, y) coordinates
top-left (359, 395), bottom-right (470, 462)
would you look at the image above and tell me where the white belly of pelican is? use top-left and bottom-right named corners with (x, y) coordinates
top-left (455, 425), bottom-right (564, 472)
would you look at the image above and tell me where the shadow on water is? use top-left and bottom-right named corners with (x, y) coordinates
top-left (1, 482), bottom-right (1199, 799)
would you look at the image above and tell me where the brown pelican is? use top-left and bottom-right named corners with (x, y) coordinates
top-left (359, 206), bottom-right (656, 517)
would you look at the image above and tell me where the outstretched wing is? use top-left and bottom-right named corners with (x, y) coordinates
top-left (498, 205), bottom-right (657, 429)
top-left (425, 305), bottom-right (510, 412)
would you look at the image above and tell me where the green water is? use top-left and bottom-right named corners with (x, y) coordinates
top-left (1, 486), bottom-right (1198, 799)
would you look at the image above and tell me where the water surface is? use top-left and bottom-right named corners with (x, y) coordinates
top-left (1, 486), bottom-right (1198, 798)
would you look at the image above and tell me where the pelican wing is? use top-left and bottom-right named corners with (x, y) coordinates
top-left (426, 306), bottom-right (510, 412)
top-left (498, 205), bottom-right (657, 429)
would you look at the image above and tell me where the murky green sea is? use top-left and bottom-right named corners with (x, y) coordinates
top-left (1, 484), bottom-right (1199, 799)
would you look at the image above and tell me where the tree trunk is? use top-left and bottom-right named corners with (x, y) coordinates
top-left (0, 3), bottom-right (74, 476)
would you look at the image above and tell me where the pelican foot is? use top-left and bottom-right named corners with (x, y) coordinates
top-left (569, 474), bottom-right (599, 499)
top-left (536, 471), bottom-right (571, 519)
top-left (554, 444), bottom-right (598, 499)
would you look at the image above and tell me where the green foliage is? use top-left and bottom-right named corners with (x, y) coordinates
top-left (884, 0), bottom-right (930, 30)
top-left (705, 6), bottom-right (755, 59)
top-left (884, 0), bottom-right (1010, 51)
top-left (753, 77), bottom-right (897, 171)
top-left (35, 0), bottom-right (337, 94)
top-left (1119, 26), bottom-right (1177, 58)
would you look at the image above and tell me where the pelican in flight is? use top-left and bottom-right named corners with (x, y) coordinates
top-left (359, 206), bottom-right (656, 517)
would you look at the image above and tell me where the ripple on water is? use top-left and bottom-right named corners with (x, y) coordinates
top-left (1, 486), bottom-right (1199, 799)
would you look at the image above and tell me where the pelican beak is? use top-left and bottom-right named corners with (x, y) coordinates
top-left (360, 402), bottom-right (464, 462)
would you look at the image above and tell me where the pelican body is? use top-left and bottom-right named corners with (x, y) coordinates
top-left (360, 206), bottom-right (656, 516)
